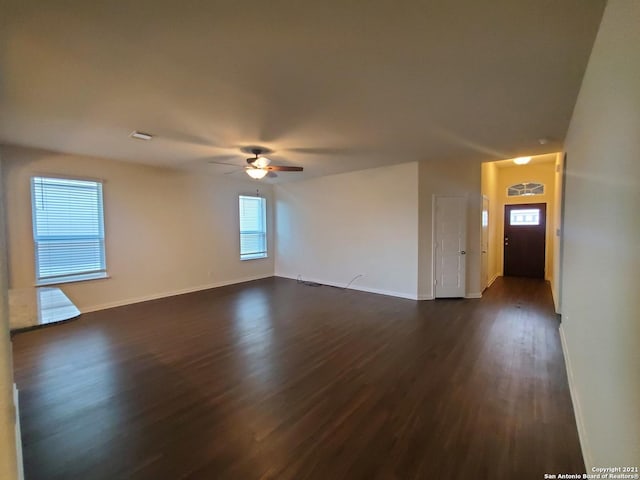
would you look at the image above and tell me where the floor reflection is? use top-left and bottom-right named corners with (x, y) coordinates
top-left (231, 288), bottom-right (277, 388)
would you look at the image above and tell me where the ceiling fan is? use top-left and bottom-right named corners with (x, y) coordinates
top-left (209, 147), bottom-right (303, 179)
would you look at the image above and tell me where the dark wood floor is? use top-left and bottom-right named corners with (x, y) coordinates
top-left (11, 276), bottom-right (584, 480)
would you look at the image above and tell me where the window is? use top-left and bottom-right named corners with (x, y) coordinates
top-left (509, 208), bottom-right (540, 226)
top-left (507, 182), bottom-right (544, 197)
top-left (239, 195), bottom-right (267, 260)
top-left (31, 176), bottom-right (107, 285)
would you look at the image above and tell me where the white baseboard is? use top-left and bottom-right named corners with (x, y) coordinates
top-left (488, 274), bottom-right (500, 288)
top-left (559, 324), bottom-right (592, 471)
top-left (417, 294), bottom-right (434, 300)
top-left (464, 292), bottom-right (483, 299)
top-left (276, 273), bottom-right (418, 300)
top-left (551, 285), bottom-right (561, 314)
top-left (80, 274), bottom-right (274, 313)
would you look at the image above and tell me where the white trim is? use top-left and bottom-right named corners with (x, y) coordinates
top-left (30, 171), bottom-right (105, 184)
top-left (79, 273), bottom-right (274, 313)
top-left (432, 194), bottom-right (468, 298)
top-left (276, 273), bottom-right (418, 300)
top-left (559, 324), bottom-right (592, 471)
top-left (488, 273), bottom-right (500, 288)
top-left (481, 194), bottom-right (490, 292)
top-left (13, 384), bottom-right (24, 480)
top-left (417, 294), bottom-right (434, 300)
top-left (551, 284), bottom-right (561, 314)
top-left (240, 253), bottom-right (268, 261)
top-left (239, 195), bottom-right (267, 261)
top-left (464, 292), bottom-right (482, 299)
top-left (36, 271), bottom-right (109, 287)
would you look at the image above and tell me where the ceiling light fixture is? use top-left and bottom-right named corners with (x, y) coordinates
top-left (246, 168), bottom-right (268, 179)
top-left (129, 131), bottom-right (153, 141)
top-left (513, 156), bottom-right (532, 165)
top-left (252, 156), bottom-right (271, 169)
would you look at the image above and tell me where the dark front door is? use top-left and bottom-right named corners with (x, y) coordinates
top-left (504, 203), bottom-right (546, 278)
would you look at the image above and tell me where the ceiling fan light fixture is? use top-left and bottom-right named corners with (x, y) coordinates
top-left (513, 156), bottom-right (532, 165)
top-left (252, 156), bottom-right (271, 168)
top-left (246, 168), bottom-right (268, 179)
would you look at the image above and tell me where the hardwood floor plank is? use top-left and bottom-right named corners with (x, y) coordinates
top-left (11, 276), bottom-right (584, 479)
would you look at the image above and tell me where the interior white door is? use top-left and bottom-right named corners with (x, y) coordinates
top-left (481, 195), bottom-right (489, 290)
top-left (434, 195), bottom-right (467, 298)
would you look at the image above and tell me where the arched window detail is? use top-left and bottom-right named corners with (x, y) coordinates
top-left (507, 182), bottom-right (544, 197)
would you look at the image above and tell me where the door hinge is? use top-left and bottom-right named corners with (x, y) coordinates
top-left (434, 279), bottom-right (438, 285)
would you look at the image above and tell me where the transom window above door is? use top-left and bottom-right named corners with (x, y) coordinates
top-left (507, 182), bottom-right (544, 197)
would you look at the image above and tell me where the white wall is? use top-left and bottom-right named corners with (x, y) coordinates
top-left (274, 162), bottom-right (419, 299)
top-left (561, 0), bottom-right (640, 468)
top-left (418, 159), bottom-right (482, 299)
top-left (0, 156), bottom-right (19, 480)
top-left (2, 145), bottom-right (274, 312)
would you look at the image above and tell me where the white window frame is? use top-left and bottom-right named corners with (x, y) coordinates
top-left (239, 195), bottom-right (267, 261)
top-left (31, 175), bottom-right (108, 286)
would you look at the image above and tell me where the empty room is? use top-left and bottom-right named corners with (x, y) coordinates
top-left (0, 1), bottom-right (638, 479)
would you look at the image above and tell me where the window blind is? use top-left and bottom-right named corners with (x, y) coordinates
top-left (239, 195), bottom-right (267, 260)
top-left (31, 176), bottom-right (107, 284)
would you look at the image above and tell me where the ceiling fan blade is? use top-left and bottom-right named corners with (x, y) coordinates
top-left (266, 165), bottom-right (303, 172)
top-left (209, 160), bottom-right (243, 167)
top-left (207, 154), bottom-right (243, 165)
top-left (286, 147), bottom-right (353, 155)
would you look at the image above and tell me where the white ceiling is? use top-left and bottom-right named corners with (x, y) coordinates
top-left (0, 1), bottom-right (605, 182)
top-left (493, 153), bottom-right (557, 168)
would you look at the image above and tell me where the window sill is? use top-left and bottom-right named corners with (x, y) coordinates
top-left (36, 272), bottom-right (110, 287)
top-left (240, 254), bottom-right (268, 261)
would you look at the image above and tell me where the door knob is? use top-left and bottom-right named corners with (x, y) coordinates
top-left (460, 251), bottom-right (466, 255)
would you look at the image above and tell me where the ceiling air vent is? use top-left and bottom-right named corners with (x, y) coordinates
top-left (129, 131), bottom-right (153, 141)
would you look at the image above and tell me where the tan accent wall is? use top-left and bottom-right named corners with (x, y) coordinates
top-left (481, 161), bottom-right (500, 286)
top-left (495, 162), bottom-right (556, 283)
